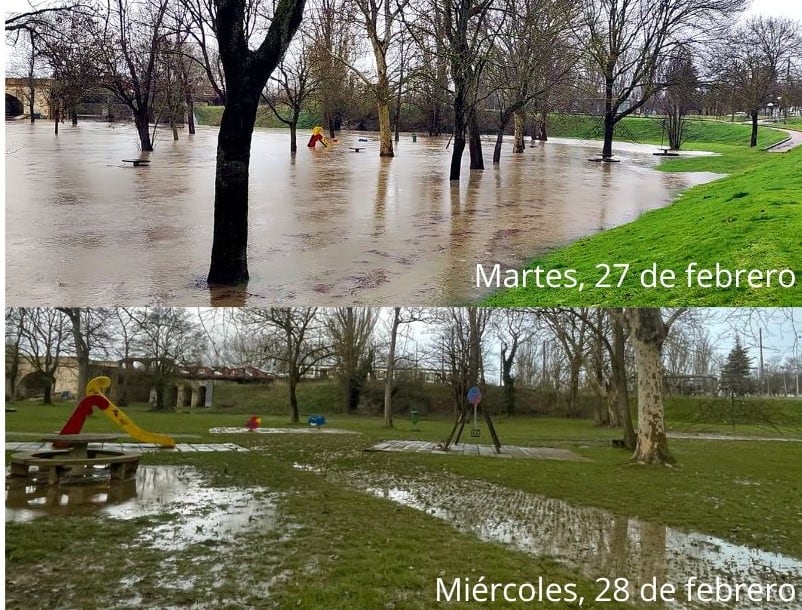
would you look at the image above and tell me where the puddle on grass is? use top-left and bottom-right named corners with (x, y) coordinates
top-left (7, 466), bottom-right (292, 609)
top-left (6, 466), bottom-right (279, 550)
top-left (349, 473), bottom-right (802, 609)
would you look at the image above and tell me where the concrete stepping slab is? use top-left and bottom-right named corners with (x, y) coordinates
top-left (366, 439), bottom-right (590, 462)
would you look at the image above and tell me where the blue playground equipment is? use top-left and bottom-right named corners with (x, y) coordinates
top-left (308, 415), bottom-right (326, 427)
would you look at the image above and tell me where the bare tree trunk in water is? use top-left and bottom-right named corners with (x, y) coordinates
top-left (492, 129), bottom-right (504, 164)
top-left (513, 110), bottom-right (525, 153)
top-left (377, 77), bottom-right (394, 157)
top-left (467, 109), bottom-right (483, 170)
top-left (186, 97), bottom-right (196, 134)
top-left (538, 108), bottom-right (548, 142)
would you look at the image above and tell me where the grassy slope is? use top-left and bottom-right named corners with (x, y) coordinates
top-left (484, 145), bottom-right (802, 306)
top-left (194, 105), bottom-right (321, 129)
top-left (546, 115), bottom-right (786, 149)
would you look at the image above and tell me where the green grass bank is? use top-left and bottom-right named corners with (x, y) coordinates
top-left (484, 144), bottom-right (802, 306)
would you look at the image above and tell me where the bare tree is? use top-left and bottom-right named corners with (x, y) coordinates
top-left (307, 0), bottom-right (356, 138)
top-left (382, 307), bottom-right (427, 427)
top-left (263, 40), bottom-right (318, 153)
top-left (5, 309), bottom-right (27, 400)
top-left (326, 308), bottom-right (377, 413)
top-left (542, 309), bottom-right (593, 416)
top-left (130, 307), bottom-right (207, 409)
top-left (206, 0), bottom-right (306, 286)
top-left (15, 308), bottom-right (70, 404)
top-left (487, 0), bottom-right (577, 162)
top-left (494, 309), bottom-right (538, 416)
top-left (93, 0), bottom-right (171, 151)
top-left (714, 16), bottom-right (801, 147)
top-left (579, 0), bottom-right (746, 159)
top-left (241, 308), bottom-right (331, 422)
top-left (344, 0), bottom-right (409, 156)
top-left (433, 308), bottom-right (490, 415)
top-left (659, 44), bottom-right (698, 150)
top-left (57, 308), bottom-right (114, 400)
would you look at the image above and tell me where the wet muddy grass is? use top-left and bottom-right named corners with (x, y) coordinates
top-left (6, 417), bottom-right (802, 608)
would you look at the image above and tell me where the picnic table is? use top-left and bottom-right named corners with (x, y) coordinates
top-left (10, 433), bottom-right (140, 484)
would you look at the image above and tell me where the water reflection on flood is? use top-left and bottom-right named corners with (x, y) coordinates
top-left (6, 121), bottom-right (720, 305)
top-left (6, 465), bottom-right (278, 552)
top-left (351, 473), bottom-right (802, 609)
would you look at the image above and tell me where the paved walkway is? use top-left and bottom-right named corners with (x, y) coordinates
top-left (668, 432), bottom-right (802, 442)
top-left (765, 127), bottom-right (802, 152)
top-left (209, 426), bottom-right (359, 435)
top-left (5, 441), bottom-right (249, 453)
top-left (367, 440), bottom-right (590, 461)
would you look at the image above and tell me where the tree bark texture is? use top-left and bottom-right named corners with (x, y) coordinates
top-left (627, 308), bottom-right (675, 464)
top-left (207, 0), bottom-right (306, 285)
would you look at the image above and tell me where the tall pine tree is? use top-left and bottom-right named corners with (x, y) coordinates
top-left (720, 337), bottom-right (755, 397)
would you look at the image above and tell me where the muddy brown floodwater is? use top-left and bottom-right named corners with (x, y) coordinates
top-left (348, 472), bottom-right (802, 610)
top-left (5, 122), bottom-right (720, 305)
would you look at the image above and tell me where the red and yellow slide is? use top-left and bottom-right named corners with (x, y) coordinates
top-left (59, 376), bottom-right (176, 448)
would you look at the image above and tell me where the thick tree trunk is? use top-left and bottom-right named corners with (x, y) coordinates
top-left (627, 309), bottom-right (674, 465)
top-left (187, 97), bottom-right (196, 135)
top-left (289, 121), bottom-right (298, 154)
top-left (538, 109), bottom-right (548, 142)
top-left (43, 381), bottom-right (52, 405)
top-left (170, 114), bottom-right (179, 141)
top-left (513, 111), bottom-right (525, 153)
top-left (71, 109), bottom-right (78, 126)
top-left (468, 110), bottom-right (483, 170)
top-left (750, 111), bottom-right (758, 147)
top-left (602, 74), bottom-right (615, 158)
top-left (207, 94), bottom-right (260, 285)
top-left (377, 99), bottom-right (394, 157)
top-left (602, 112), bottom-right (615, 158)
top-left (134, 112), bottom-right (153, 151)
top-left (450, 93), bottom-right (467, 181)
top-left (54, 103), bottom-right (60, 135)
top-left (611, 312), bottom-right (635, 450)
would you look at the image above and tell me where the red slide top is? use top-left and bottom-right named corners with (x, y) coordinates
top-left (59, 393), bottom-right (112, 435)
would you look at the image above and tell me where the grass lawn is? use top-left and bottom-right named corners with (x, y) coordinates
top-left (484, 144), bottom-right (802, 306)
top-left (546, 115), bottom-right (787, 150)
top-left (5, 395), bottom-right (802, 608)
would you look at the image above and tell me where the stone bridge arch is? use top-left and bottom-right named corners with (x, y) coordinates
top-left (5, 78), bottom-right (53, 118)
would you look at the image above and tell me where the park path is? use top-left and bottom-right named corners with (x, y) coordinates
top-left (765, 126), bottom-right (802, 152)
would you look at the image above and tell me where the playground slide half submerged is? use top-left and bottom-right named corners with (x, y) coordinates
top-left (59, 378), bottom-right (176, 448)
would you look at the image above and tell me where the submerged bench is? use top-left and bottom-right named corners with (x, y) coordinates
top-left (122, 158), bottom-right (151, 166)
top-left (653, 148), bottom-right (679, 157)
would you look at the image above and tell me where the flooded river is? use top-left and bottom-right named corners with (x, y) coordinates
top-left (5, 121), bottom-right (719, 305)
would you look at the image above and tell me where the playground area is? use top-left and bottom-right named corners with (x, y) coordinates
top-left (6, 383), bottom-right (802, 609)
